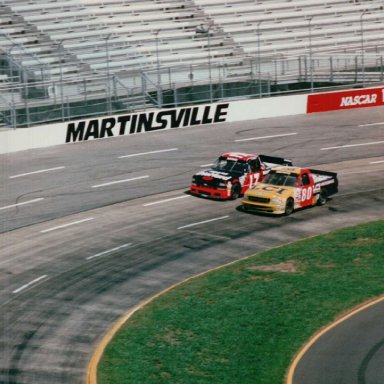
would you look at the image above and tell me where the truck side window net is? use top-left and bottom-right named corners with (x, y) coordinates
top-left (301, 174), bottom-right (310, 186)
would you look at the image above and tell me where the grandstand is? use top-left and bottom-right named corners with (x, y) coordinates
top-left (1, 0), bottom-right (384, 127)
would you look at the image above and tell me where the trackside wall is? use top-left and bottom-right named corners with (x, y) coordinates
top-left (0, 94), bottom-right (306, 154)
top-left (1, 86), bottom-right (383, 154)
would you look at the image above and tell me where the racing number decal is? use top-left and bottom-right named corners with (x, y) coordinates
top-left (300, 187), bottom-right (313, 207)
top-left (248, 173), bottom-right (260, 188)
top-left (301, 187), bottom-right (312, 202)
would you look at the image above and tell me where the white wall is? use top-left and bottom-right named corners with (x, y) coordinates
top-left (0, 94), bottom-right (307, 154)
top-left (227, 94), bottom-right (307, 121)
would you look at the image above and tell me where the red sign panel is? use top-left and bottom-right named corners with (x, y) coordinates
top-left (307, 87), bottom-right (384, 113)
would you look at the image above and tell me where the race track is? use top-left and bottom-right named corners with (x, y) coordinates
top-left (1, 107), bottom-right (384, 383)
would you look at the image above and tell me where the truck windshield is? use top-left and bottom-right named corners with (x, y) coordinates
top-left (264, 171), bottom-right (298, 187)
top-left (213, 157), bottom-right (248, 174)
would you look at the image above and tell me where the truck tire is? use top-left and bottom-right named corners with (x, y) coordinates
top-left (317, 189), bottom-right (328, 206)
top-left (231, 183), bottom-right (241, 200)
top-left (284, 198), bottom-right (294, 216)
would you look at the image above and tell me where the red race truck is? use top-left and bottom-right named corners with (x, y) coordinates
top-left (190, 153), bottom-right (292, 200)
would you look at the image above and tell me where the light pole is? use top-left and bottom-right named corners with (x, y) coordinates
top-left (196, 23), bottom-right (213, 102)
top-left (6, 43), bottom-right (17, 78)
top-left (57, 39), bottom-right (65, 121)
top-left (307, 16), bottom-right (314, 92)
top-left (6, 44), bottom-right (17, 128)
top-left (360, 11), bottom-right (368, 85)
top-left (257, 20), bottom-right (263, 97)
top-left (105, 33), bottom-right (112, 114)
top-left (154, 29), bottom-right (163, 107)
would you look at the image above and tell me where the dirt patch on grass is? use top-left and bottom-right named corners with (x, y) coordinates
top-left (353, 253), bottom-right (375, 265)
top-left (248, 260), bottom-right (298, 273)
top-left (158, 328), bottom-right (195, 346)
top-left (318, 263), bottom-right (337, 269)
top-left (351, 237), bottom-right (376, 245)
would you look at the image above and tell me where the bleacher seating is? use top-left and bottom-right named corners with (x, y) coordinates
top-left (0, 0), bottom-right (383, 90)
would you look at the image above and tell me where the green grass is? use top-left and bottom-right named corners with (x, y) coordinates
top-left (98, 220), bottom-right (384, 384)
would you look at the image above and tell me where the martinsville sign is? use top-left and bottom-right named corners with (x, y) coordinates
top-left (0, 94), bottom-right (306, 154)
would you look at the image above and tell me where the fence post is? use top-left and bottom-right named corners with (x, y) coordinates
top-left (23, 77), bottom-right (30, 127)
top-left (141, 71), bottom-right (146, 96)
top-left (11, 100), bottom-right (16, 129)
top-left (304, 56), bottom-right (308, 83)
top-left (298, 56), bottom-right (302, 81)
top-left (168, 66), bottom-right (172, 90)
top-left (83, 78), bottom-right (87, 103)
top-left (274, 59), bottom-right (278, 84)
top-left (113, 75), bottom-right (117, 108)
top-left (173, 83), bottom-right (178, 107)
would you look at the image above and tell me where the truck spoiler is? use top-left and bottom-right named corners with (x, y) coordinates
top-left (310, 168), bottom-right (338, 194)
top-left (259, 154), bottom-right (293, 167)
top-left (309, 169), bottom-right (338, 179)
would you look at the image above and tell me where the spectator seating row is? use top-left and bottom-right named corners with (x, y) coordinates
top-left (0, 0), bottom-right (382, 83)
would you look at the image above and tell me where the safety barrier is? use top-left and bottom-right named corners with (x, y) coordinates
top-left (1, 86), bottom-right (383, 154)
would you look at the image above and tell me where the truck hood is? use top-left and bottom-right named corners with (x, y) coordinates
top-left (194, 169), bottom-right (234, 182)
top-left (246, 183), bottom-right (295, 199)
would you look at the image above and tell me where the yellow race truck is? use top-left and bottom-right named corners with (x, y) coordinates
top-left (242, 166), bottom-right (338, 215)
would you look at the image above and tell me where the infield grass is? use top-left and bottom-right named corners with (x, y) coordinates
top-left (98, 220), bottom-right (384, 384)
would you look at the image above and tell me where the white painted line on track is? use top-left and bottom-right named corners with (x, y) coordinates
top-left (118, 148), bottom-right (178, 159)
top-left (321, 141), bottom-right (384, 150)
top-left (91, 175), bottom-right (149, 188)
top-left (200, 163), bottom-right (214, 167)
top-left (359, 122), bottom-right (384, 127)
top-left (13, 275), bottom-right (48, 294)
top-left (370, 160), bottom-right (384, 164)
top-left (178, 215), bottom-right (229, 230)
top-left (40, 217), bottom-right (94, 233)
top-left (86, 243), bottom-right (132, 260)
top-left (0, 198), bottom-right (44, 211)
top-left (9, 166), bottom-right (65, 179)
top-left (143, 195), bottom-right (191, 207)
top-left (234, 132), bottom-right (297, 142)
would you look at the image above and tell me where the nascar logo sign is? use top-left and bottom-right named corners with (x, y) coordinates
top-left (307, 87), bottom-right (384, 113)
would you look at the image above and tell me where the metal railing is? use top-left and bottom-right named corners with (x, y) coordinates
top-left (1, 53), bottom-right (384, 129)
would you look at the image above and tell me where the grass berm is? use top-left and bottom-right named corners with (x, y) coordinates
top-left (98, 220), bottom-right (384, 384)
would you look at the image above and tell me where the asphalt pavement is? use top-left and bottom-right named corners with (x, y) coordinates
top-left (0, 107), bottom-right (383, 383)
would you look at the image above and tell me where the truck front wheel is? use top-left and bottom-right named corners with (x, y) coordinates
top-left (284, 198), bottom-right (294, 216)
top-left (230, 183), bottom-right (241, 200)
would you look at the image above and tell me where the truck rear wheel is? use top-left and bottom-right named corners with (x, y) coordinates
top-left (317, 189), bottom-right (328, 206)
top-left (284, 198), bottom-right (294, 216)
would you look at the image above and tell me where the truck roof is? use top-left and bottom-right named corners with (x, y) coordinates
top-left (220, 152), bottom-right (257, 161)
top-left (270, 166), bottom-right (305, 175)
top-left (271, 166), bottom-right (338, 183)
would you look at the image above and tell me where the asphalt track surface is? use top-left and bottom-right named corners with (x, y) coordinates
top-left (0, 107), bottom-right (384, 384)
